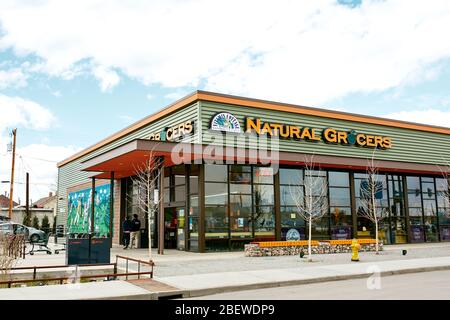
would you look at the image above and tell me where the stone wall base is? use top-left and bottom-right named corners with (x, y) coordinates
top-left (244, 242), bottom-right (383, 257)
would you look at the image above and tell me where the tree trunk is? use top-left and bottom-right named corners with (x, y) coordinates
top-left (147, 169), bottom-right (152, 261)
top-left (372, 192), bottom-right (379, 254)
top-left (308, 215), bottom-right (312, 262)
top-left (375, 218), bottom-right (379, 255)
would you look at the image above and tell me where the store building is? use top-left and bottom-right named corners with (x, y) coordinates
top-left (56, 91), bottom-right (450, 252)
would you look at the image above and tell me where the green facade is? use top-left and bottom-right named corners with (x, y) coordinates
top-left (57, 102), bottom-right (200, 226)
top-left (57, 97), bottom-right (450, 229)
top-left (199, 101), bottom-right (450, 165)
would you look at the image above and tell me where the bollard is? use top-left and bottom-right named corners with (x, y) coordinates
top-left (299, 249), bottom-right (305, 258)
top-left (351, 238), bottom-right (360, 262)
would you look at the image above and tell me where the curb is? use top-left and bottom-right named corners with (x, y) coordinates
top-left (165, 264), bottom-right (450, 299)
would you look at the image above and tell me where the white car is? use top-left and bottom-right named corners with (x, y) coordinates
top-left (0, 222), bottom-right (46, 242)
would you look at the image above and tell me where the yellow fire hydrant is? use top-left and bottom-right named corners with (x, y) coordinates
top-left (351, 238), bottom-right (360, 262)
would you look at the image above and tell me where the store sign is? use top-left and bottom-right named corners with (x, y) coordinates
top-left (149, 120), bottom-right (194, 142)
top-left (286, 228), bottom-right (301, 241)
top-left (210, 112), bottom-right (242, 133)
top-left (245, 118), bottom-right (392, 149)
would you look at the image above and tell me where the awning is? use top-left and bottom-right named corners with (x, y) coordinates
top-left (81, 139), bottom-right (446, 179)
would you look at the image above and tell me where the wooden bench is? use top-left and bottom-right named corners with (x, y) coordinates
top-left (251, 240), bottom-right (319, 247)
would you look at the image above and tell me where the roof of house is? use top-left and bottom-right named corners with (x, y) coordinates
top-left (57, 90), bottom-right (450, 168)
top-left (0, 195), bottom-right (19, 208)
top-left (32, 194), bottom-right (57, 209)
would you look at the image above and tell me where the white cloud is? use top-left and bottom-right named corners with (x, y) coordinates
top-left (164, 91), bottom-right (189, 101)
top-left (92, 64), bottom-right (120, 92)
top-left (0, 1), bottom-right (450, 104)
top-left (0, 94), bottom-right (56, 131)
top-left (0, 143), bottom-right (81, 205)
top-left (0, 67), bottom-right (28, 89)
top-left (146, 94), bottom-right (154, 100)
top-left (0, 94), bottom-right (80, 204)
top-left (384, 109), bottom-right (450, 128)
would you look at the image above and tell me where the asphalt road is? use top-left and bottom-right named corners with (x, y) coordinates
top-left (188, 270), bottom-right (450, 300)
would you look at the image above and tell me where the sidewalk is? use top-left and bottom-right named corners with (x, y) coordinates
top-left (1, 256), bottom-right (450, 299)
top-left (156, 256), bottom-right (450, 298)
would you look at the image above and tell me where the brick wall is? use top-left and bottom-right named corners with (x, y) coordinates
top-left (112, 181), bottom-right (121, 245)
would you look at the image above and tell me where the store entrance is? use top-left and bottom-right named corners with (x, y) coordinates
top-left (164, 208), bottom-right (177, 249)
top-left (388, 175), bottom-right (407, 244)
top-left (164, 206), bottom-right (186, 250)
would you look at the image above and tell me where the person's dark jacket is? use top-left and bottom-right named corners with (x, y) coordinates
top-left (123, 219), bottom-right (133, 233)
top-left (131, 218), bottom-right (141, 232)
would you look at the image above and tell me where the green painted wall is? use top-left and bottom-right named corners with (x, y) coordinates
top-left (57, 98), bottom-right (450, 228)
top-left (56, 102), bottom-right (200, 227)
top-left (200, 101), bottom-right (450, 165)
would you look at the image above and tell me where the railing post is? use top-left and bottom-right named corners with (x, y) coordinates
top-left (33, 267), bottom-right (36, 280)
top-left (138, 262), bottom-right (140, 280)
top-left (126, 259), bottom-right (129, 280)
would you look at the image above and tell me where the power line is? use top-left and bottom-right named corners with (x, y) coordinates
top-left (16, 153), bottom-right (58, 163)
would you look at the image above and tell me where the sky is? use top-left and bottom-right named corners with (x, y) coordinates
top-left (0, 0), bottom-right (450, 204)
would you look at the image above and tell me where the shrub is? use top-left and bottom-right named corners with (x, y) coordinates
top-left (41, 216), bottom-right (50, 234)
top-left (32, 216), bottom-right (40, 230)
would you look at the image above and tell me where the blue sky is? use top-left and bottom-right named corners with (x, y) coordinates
top-left (0, 0), bottom-right (449, 202)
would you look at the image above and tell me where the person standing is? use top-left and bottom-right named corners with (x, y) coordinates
top-left (130, 214), bottom-right (141, 249)
top-left (122, 216), bottom-right (132, 249)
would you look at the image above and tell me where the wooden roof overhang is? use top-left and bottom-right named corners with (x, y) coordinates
top-left (81, 139), bottom-right (447, 180)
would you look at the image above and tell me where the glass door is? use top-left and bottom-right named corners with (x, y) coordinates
top-left (164, 207), bottom-right (177, 249)
top-left (177, 207), bottom-right (186, 250)
top-left (388, 175), bottom-right (407, 244)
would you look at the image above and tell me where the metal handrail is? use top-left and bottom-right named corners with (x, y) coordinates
top-left (0, 256), bottom-right (154, 288)
top-left (0, 271), bottom-right (154, 288)
top-left (3, 262), bottom-right (116, 271)
top-left (115, 255), bottom-right (154, 280)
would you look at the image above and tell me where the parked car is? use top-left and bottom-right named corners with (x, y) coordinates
top-left (27, 226), bottom-right (47, 243)
top-left (0, 222), bottom-right (46, 242)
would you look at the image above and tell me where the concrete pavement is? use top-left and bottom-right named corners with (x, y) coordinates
top-left (1, 256), bottom-right (450, 299)
top-left (186, 269), bottom-right (450, 300)
top-left (156, 256), bottom-right (450, 298)
top-left (0, 280), bottom-right (153, 300)
top-left (2, 242), bottom-right (449, 299)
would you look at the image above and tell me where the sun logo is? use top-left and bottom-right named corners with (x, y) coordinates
top-left (210, 113), bottom-right (241, 133)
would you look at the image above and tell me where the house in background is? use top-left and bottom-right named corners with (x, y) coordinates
top-left (0, 194), bottom-right (18, 209)
top-left (0, 192), bottom-right (56, 229)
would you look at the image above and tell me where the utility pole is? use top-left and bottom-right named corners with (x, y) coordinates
top-left (9, 128), bottom-right (17, 219)
top-left (25, 172), bottom-right (30, 226)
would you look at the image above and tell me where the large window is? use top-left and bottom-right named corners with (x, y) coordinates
top-left (230, 165), bottom-right (252, 242)
top-left (205, 164), bottom-right (229, 251)
top-left (280, 168), bottom-right (305, 240)
top-left (407, 176), bottom-right (424, 243)
top-left (329, 171), bottom-right (351, 240)
top-left (253, 166), bottom-right (275, 240)
top-left (305, 170), bottom-right (329, 240)
top-left (388, 175), bottom-right (407, 244)
top-left (163, 165), bottom-right (186, 204)
top-left (188, 165), bottom-right (200, 251)
top-left (354, 173), bottom-right (390, 243)
top-left (437, 178), bottom-right (450, 241)
top-left (421, 177), bottom-right (438, 242)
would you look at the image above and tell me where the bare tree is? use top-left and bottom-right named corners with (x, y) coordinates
top-left (0, 234), bottom-right (24, 282)
top-left (438, 158), bottom-right (450, 218)
top-left (357, 151), bottom-right (386, 254)
top-left (289, 155), bottom-right (328, 262)
top-left (127, 151), bottom-right (163, 261)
